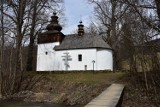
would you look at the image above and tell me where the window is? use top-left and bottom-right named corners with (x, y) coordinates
top-left (78, 54), bottom-right (82, 61)
top-left (45, 52), bottom-right (48, 55)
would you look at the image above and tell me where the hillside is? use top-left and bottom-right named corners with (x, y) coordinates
top-left (9, 72), bottom-right (124, 106)
top-left (1, 71), bottom-right (160, 107)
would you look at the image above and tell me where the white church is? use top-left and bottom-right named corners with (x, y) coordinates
top-left (36, 13), bottom-right (113, 71)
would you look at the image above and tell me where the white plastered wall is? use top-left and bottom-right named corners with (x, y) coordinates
top-left (36, 42), bottom-right (60, 71)
top-left (96, 49), bottom-right (113, 71)
top-left (37, 45), bottom-right (113, 71)
top-left (55, 49), bottom-right (97, 70)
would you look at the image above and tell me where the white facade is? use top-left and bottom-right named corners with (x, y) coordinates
top-left (37, 42), bottom-right (59, 71)
top-left (37, 43), bottom-right (113, 71)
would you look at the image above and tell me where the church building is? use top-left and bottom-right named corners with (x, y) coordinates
top-left (36, 13), bottom-right (113, 71)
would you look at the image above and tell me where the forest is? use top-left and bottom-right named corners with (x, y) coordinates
top-left (0, 0), bottom-right (160, 105)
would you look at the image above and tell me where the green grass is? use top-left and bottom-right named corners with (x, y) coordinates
top-left (25, 71), bottom-right (126, 85)
top-left (46, 72), bottom-right (125, 84)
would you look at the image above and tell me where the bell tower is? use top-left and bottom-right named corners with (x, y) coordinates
top-left (38, 12), bottom-right (65, 44)
top-left (36, 12), bottom-right (65, 71)
top-left (78, 21), bottom-right (84, 36)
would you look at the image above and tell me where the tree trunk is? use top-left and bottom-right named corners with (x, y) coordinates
top-left (0, 0), bottom-right (5, 96)
top-left (26, 38), bottom-right (34, 71)
top-left (111, 0), bottom-right (119, 70)
top-left (11, 0), bottom-right (26, 94)
top-left (26, 0), bottom-right (38, 71)
top-left (155, 0), bottom-right (160, 21)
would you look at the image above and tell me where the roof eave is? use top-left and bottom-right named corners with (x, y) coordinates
top-left (54, 47), bottom-right (113, 51)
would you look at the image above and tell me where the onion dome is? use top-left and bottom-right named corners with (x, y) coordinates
top-left (46, 12), bottom-right (62, 31)
top-left (78, 21), bottom-right (84, 36)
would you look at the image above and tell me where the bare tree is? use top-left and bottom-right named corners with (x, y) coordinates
top-left (120, 0), bottom-right (160, 36)
top-left (88, 0), bottom-right (129, 69)
top-left (0, 0), bottom-right (65, 97)
top-left (119, 0), bottom-right (160, 71)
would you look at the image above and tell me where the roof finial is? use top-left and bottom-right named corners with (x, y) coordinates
top-left (79, 20), bottom-right (82, 24)
top-left (53, 8), bottom-right (57, 16)
top-left (53, 12), bottom-right (57, 16)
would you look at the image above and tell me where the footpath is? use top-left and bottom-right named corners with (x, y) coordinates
top-left (84, 84), bottom-right (124, 107)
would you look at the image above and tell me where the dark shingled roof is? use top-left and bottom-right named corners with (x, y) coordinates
top-left (54, 34), bottom-right (112, 50)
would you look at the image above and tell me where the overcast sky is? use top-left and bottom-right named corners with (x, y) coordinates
top-left (62, 0), bottom-right (94, 34)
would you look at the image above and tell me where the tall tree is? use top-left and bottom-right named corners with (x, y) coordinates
top-left (0, 0), bottom-right (65, 96)
top-left (88, 0), bottom-right (128, 69)
top-left (120, 0), bottom-right (160, 35)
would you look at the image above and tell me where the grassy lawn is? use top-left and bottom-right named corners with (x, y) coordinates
top-left (41, 72), bottom-right (125, 84)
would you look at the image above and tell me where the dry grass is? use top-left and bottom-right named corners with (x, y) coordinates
top-left (23, 71), bottom-right (126, 105)
top-left (122, 72), bottom-right (160, 107)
